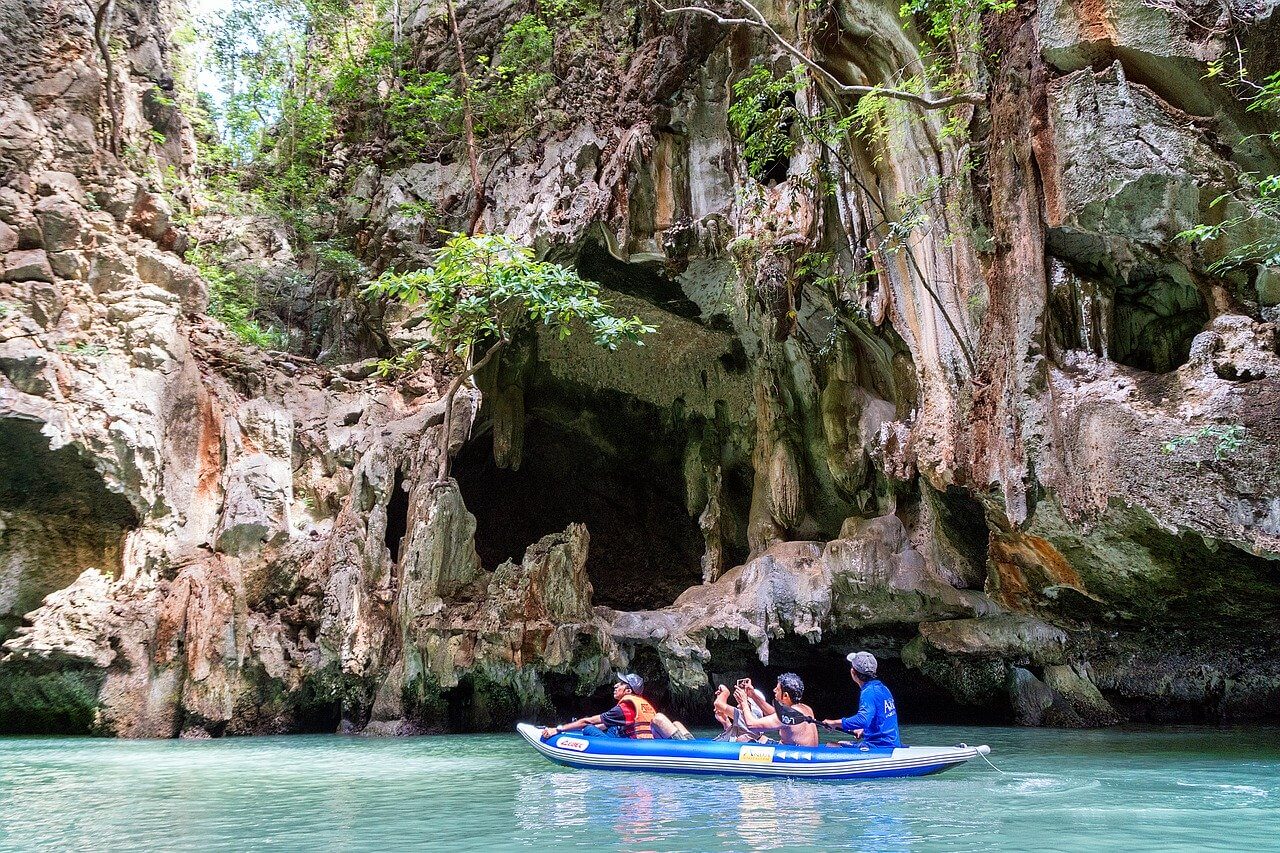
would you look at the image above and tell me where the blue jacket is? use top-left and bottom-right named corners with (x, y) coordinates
top-left (840, 679), bottom-right (902, 748)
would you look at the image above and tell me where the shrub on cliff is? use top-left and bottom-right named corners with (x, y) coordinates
top-left (363, 233), bottom-right (654, 482)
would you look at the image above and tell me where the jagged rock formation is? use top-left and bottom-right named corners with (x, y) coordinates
top-left (1, 0), bottom-right (1278, 736)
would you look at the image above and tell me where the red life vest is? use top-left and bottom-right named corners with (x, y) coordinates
top-left (618, 694), bottom-right (657, 739)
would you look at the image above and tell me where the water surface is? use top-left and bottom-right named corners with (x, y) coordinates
top-left (1, 725), bottom-right (1276, 851)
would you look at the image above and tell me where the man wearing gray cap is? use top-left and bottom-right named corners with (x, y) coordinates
top-left (822, 651), bottom-right (903, 748)
top-left (541, 673), bottom-right (654, 739)
top-left (540, 673), bottom-right (693, 740)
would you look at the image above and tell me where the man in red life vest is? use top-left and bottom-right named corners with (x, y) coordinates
top-left (542, 673), bottom-right (683, 739)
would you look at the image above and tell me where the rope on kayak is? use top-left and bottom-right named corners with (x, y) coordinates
top-left (957, 742), bottom-right (1007, 774)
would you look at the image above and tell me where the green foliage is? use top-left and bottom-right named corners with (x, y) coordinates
top-left (1161, 424), bottom-right (1247, 462)
top-left (363, 233), bottom-right (654, 369)
top-left (499, 15), bottom-right (553, 71)
top-left (397, 198), bottom-right (438, 221)
top-left (203, 0), bottom-right (307, 160)
top-left (293, 661), bottom-right (374, 722)
top-left (1178, 71), bottom-right (1280, 274)
top-left (538, 0), bottom-right (595, 19)
top-left (729, 67), bottom-right (803, 180)
top-left (0, 667), bottom-right (104, 735)
top-left (148, 86), bottom-right (178, 109)
top-left (189, 247), bottom-right (288, 349)
top-left (899, 0), bottom-right (1014, 43)
top-left (314, 239), bottom-right (366, 280)
top-left (386, 69), bottom-right (462, 156)
top-left (56, 342), bottom-right (110, 358)
top-left (795, 251), bottom-right (842, 292)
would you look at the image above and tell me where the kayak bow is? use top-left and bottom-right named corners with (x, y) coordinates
top-left (516, 723), bottom-right (990, 780)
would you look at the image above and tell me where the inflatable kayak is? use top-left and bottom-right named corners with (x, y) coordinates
top-left (516, 723), bottom-right (990, 780)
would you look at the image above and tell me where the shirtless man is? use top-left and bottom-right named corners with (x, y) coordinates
top-left (734, 672), bottom-right (819, 747)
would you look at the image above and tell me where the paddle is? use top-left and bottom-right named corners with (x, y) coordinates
top-left (776, 705), bottom-right (846, 733)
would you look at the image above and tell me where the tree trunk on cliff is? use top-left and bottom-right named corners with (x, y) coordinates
top-left (444, 0), bottom-right (486, 235)
top-left (84, 0), bottom-right (121, 156)
top-left (436, 339), bottom-right (506, 483)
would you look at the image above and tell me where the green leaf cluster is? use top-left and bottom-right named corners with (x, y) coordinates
top-left (1161, 424), bottom-right (1247, 463)
top-left (362, 232), bottom-right (654, 365)
top-left (1178, 71), bottom-right (1280, 275)
top-left (189, 247), bottom-right (289, 349)
top-left (728, 67), bottom-right (804, 180)
top-left (315, 239), bottom-right (367, 281)
top-left (899, 0), bottom-right (1014, 43)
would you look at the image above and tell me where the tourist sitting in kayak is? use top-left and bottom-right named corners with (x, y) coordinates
top-left (712, 680), bottom-right (770, 742)
top-left (822, 651), bottom-right (903, 748)
top-left (540, 673), bottom-right (692, 740)
top-left (734, 672), bottom-right (819, 747)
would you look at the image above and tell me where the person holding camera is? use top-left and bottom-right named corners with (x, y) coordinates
top-left (712, 677), bottom-right (771, 742)
top-left (734, 673), bottom-right (819, 747)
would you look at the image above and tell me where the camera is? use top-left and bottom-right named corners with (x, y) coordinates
top-left (735, 678), bottom-right (750, 689)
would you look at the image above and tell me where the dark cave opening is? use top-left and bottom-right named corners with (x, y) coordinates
top-left (1111, 271), bottom-right (1208, 372)
top-left (384, 468), bottom-right (409, 564)
top-left (700, 632), bottom-right (1011, 727)
top-left (924, 485), bottom-right (993, 589)
top-left (0, 418), bottom-right (138, 644)
top-left (1044, 250), bottom-right (1209, 372)
top-left (576, 239), bottom-right (703, 319)
top-left (538, 630), bottom-right (1017, 730)
top-left (549, 633), bottom-right (1015, 729)
top-left (454, 388), bottom-right (713, 610)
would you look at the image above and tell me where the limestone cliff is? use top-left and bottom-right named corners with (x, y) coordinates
top-left (1, 0), bottom-right (1278, 736)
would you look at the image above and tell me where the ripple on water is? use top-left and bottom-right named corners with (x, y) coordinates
top-left (1, 726), bottom-right (1278, 852)
top-left (1000, 773), bottom-right (1102, 797)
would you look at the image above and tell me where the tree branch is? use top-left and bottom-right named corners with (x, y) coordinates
top-left (791, 109), bottom-right (976, 371)
top-left (83, 0), bottom-right (122, 155)
top-left (653, 0), bottom-right (984, 109)
top-left (444, 0), bottom-right (486, 236)
top-left (435, 338), bottom-right (507, 483)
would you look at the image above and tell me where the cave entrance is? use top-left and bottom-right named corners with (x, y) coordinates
top-left (384, 468), bottom-right (409, 564)
top-left (454, 388), bottom-right (711, 611)
top-left (1112, 270), bottom-right (1208, 372)
top-left (703, 631), bottom-right (1012, 727)
top-left (0, 418), bottom-right (138, 643)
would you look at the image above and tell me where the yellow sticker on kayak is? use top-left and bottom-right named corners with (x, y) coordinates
top-left (738, 745), bottom-right (776, 764)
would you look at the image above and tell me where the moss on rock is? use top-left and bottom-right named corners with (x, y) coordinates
top-left (0, 664), bottom-right (104, 734)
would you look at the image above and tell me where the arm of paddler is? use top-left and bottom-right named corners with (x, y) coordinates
top-left (824, 696), bottom-right (871, 736)
top-left (541, 711), bottom-right (606, 740)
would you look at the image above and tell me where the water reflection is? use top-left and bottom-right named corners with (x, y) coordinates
top-left (517, 766), bottom-right (918, 851)
top-left (4, 727), bottom-right (1279, 852)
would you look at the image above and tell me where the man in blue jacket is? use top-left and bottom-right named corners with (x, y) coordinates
top-left (823, 651), bottom-right (903, 748)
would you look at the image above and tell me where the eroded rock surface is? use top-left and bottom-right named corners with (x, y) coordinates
top-left (1, 0), bottom-right (1278, 735)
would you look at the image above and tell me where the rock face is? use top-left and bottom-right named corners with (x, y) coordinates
top-left (1, 0), bottom-right (1278, 735)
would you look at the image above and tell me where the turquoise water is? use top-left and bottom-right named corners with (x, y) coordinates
top-left (1, 725), bottom-right (1276, 851)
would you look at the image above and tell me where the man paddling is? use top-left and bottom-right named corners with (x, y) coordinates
top-left (822, 651), bottom-right (903, 748)
top-left (734, 673), bottom-right (819, 747)
top-left (541, 673), bottom-right (692, 740)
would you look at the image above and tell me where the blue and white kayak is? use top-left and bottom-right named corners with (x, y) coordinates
top-left (516, 723), bottom-right (990, 780)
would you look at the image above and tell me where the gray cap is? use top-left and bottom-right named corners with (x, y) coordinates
top-left (847, 651), bottom-right (878, 676)
top-left (615, 672), bottom-right (644, 693)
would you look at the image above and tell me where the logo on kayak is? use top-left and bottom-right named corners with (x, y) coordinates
top-left (557, 737), bottom-right (589, 752)
top-left (738, 745), bottom-right (776, 764)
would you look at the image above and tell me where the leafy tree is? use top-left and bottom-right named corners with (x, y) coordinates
top-left (1179, 73), bottom-right (1280, 275)
top-left (363, 233), bottom-right (655, 481)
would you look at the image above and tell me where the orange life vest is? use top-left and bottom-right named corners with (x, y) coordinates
top-left (618, 694), bottom-right (657, 739)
